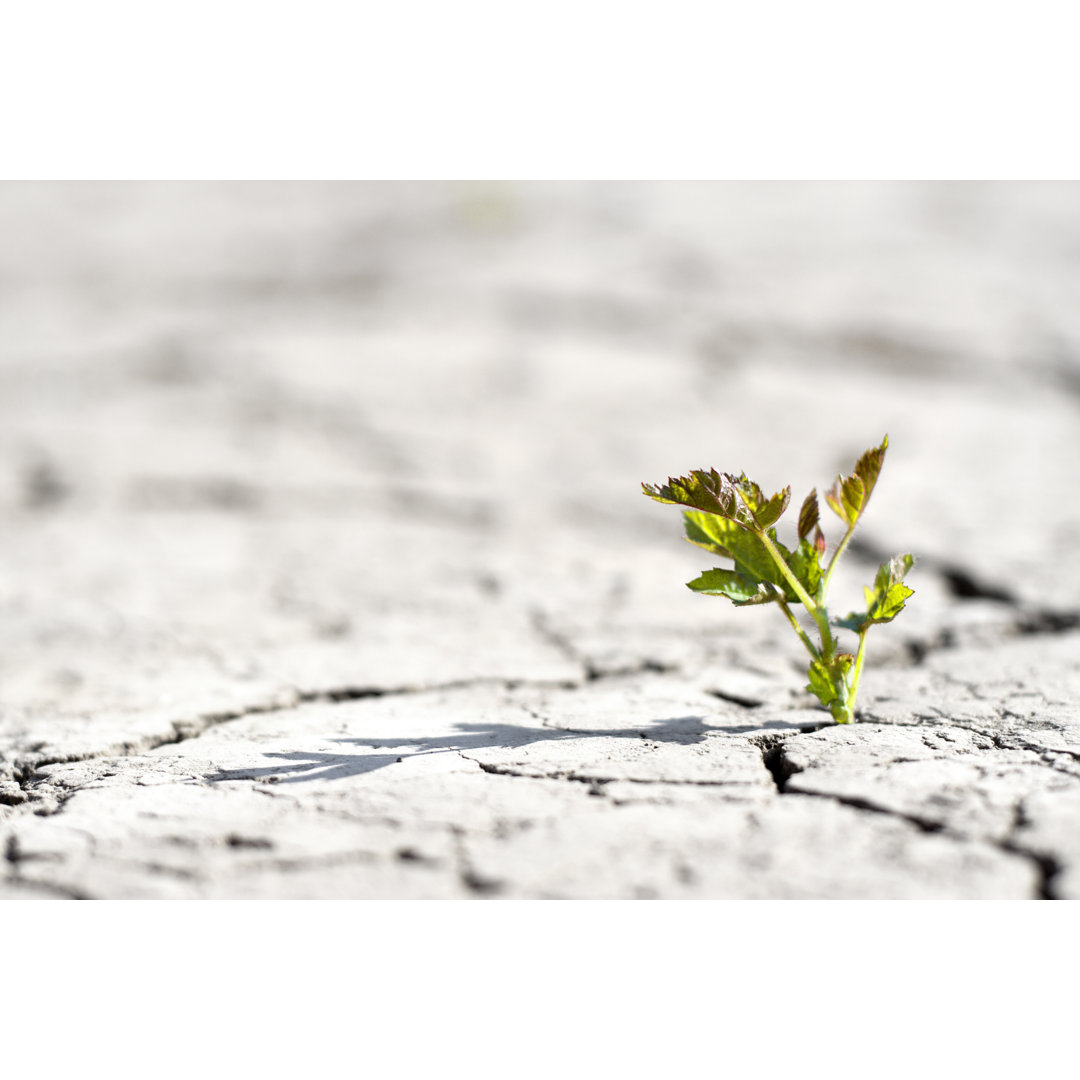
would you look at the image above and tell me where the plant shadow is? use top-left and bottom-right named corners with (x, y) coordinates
top-left (206, 711), bottom-right (821, 786)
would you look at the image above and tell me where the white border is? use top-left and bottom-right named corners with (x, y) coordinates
top-left (2, 2), bottom-right (1079, 177)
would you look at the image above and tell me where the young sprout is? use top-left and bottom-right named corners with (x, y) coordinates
top-left (642, 436), bottom-right (914, 723)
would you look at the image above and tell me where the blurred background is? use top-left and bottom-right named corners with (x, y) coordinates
top-left (2, 182), bottom-right (1079, 738)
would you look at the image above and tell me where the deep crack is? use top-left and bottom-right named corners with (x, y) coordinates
top-left (761, 743), bottom-right (797, 792)
top-left (751, 731), bottom-right (1065, 898)
top-left (789, 788), bottom-right (945, 834)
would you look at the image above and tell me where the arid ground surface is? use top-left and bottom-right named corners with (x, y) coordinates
top-left (2, 182), bottom-right (1079, 899)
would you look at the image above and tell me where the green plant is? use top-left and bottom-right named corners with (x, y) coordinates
top-left (642, 436), bottom-right (914, 723)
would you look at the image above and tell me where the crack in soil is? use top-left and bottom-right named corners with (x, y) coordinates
top-left (6, 616), bottom-right (1077, 900)
top-left (785, 786), bottom-right (947, 834)
top-left (465, 723), bottom-right (1067, 899)
top-left (466, 756), bottom-right (756, 789)
top-left (757, 734), bottom-right (1067, 899)
top-left (3, 672), bottom-right (599, 803)
top-left (1005, 798), bottom-right (1063, 900)
top-left (760, 742), bottom-right (796, 791)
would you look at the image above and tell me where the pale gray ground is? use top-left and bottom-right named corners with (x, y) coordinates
top-left (2, 182), bottom-right (1079, 899)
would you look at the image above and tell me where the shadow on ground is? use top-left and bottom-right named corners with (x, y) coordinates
top-left (205, 712), bottom-right (826, 784)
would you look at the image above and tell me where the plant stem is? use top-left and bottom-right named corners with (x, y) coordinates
top-left (774, 593), bottom-right (820, 661)
top-left (846, 629), bottom-right (870, 714)
top-left (820, 521), bottom-right (858, 602)
top-left (755, 528), bottom-right (817, 613)
top-left (756, 527), bottom-right (836, 658)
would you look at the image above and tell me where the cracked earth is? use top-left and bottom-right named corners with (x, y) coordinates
top-left (3, 181), bottom-right (1080, 898)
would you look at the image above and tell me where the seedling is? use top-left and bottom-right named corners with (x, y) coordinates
top-left (642, 436), bottom-right (914, 723)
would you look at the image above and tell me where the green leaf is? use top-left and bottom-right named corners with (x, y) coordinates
top-left (683, 510), bottom-right (788, 605)
top-left (643, 469), bottom-right (790, 531)
top-left (806, 659), bottom-right (838, 706)
top-left (642, 469), bottom-right (742, 520)
top-left (724, 472), bottom-right (791, 529)
top-left (683, 511), bottom-right (802, 596)
top-left (754, 485), bottom-right (791, 529)
top-left (854, 435), bottom-right (889, 499)
top-left (833, 611), bottom-right (869, 633)
top-left (682, 511), bottom-right (735, 558)
top-left (687, 518), bottom-right (780, 587)
top-left (647, 439), bottom-right (910, 726)
top-left (823, 436), bottom-right (889, 526)
top-left (863, 582), bottom-right (915, 625)
top-left (823, 485), bottom-right (844, 523)
top-left (840, 474), bottom-right (865, 524)
top-left (873, 552), bottom-right (915, 593)
top-left (797, 490), bottom-right (819, 540)
top-left (807, 654), bottom-right (855, 708)
top-left (730, 472), bottom-right (764, 512)
top-left (712, 530), bottom-right (822, 607)
top-left (731, 589), bottom-right (778, 607)
top-left (834, 555), bottom-right (915, 633)
top-left (731, 528), bottom-right (787, 586)
top-left (861, 553), bottom-right (916, 625)
top-left (687, 568), bottom-right (765, 604)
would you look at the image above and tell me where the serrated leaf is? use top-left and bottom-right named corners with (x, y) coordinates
top-left (865, 582), bottom-right (914, 625)
top-left (806, 654), bottom-right (856, 709)
top-left (682, 511), bottom-right (735, 558)
top-left (687, 568), bottom-right (764, 604)
top-left (755, 485), bottom-right (791, 529)
top-left (645, 467), bottom-right (792, 533)
top-left (823, 436), bottom-right (889, 527)
top-left (855, 554), bottom-right (917, 627)
top-left (854, 435), bottom-right (888, 499)
top-left (840, 473), bottom-right (865, 524)
top-left (731, 472), bottom-right (765, 511)
top-left (873, 552), bottom-right (915, 594)
top-left (642, 469), bottom-right (740, 519)
top-left (840, 554), bottom-right (916, 635)
top-left (813, 525), bottom-right (826, 555)
top-left (823, 482), bottom-right (844, 522)
top-left (806, 659), bottom-right (838, 706)
top-left (797, 490), bottom-right (819, 540)
top-left (726, 472), bottom-right (791, 529)
top-left (639, 468), bottom-right (794, 531)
